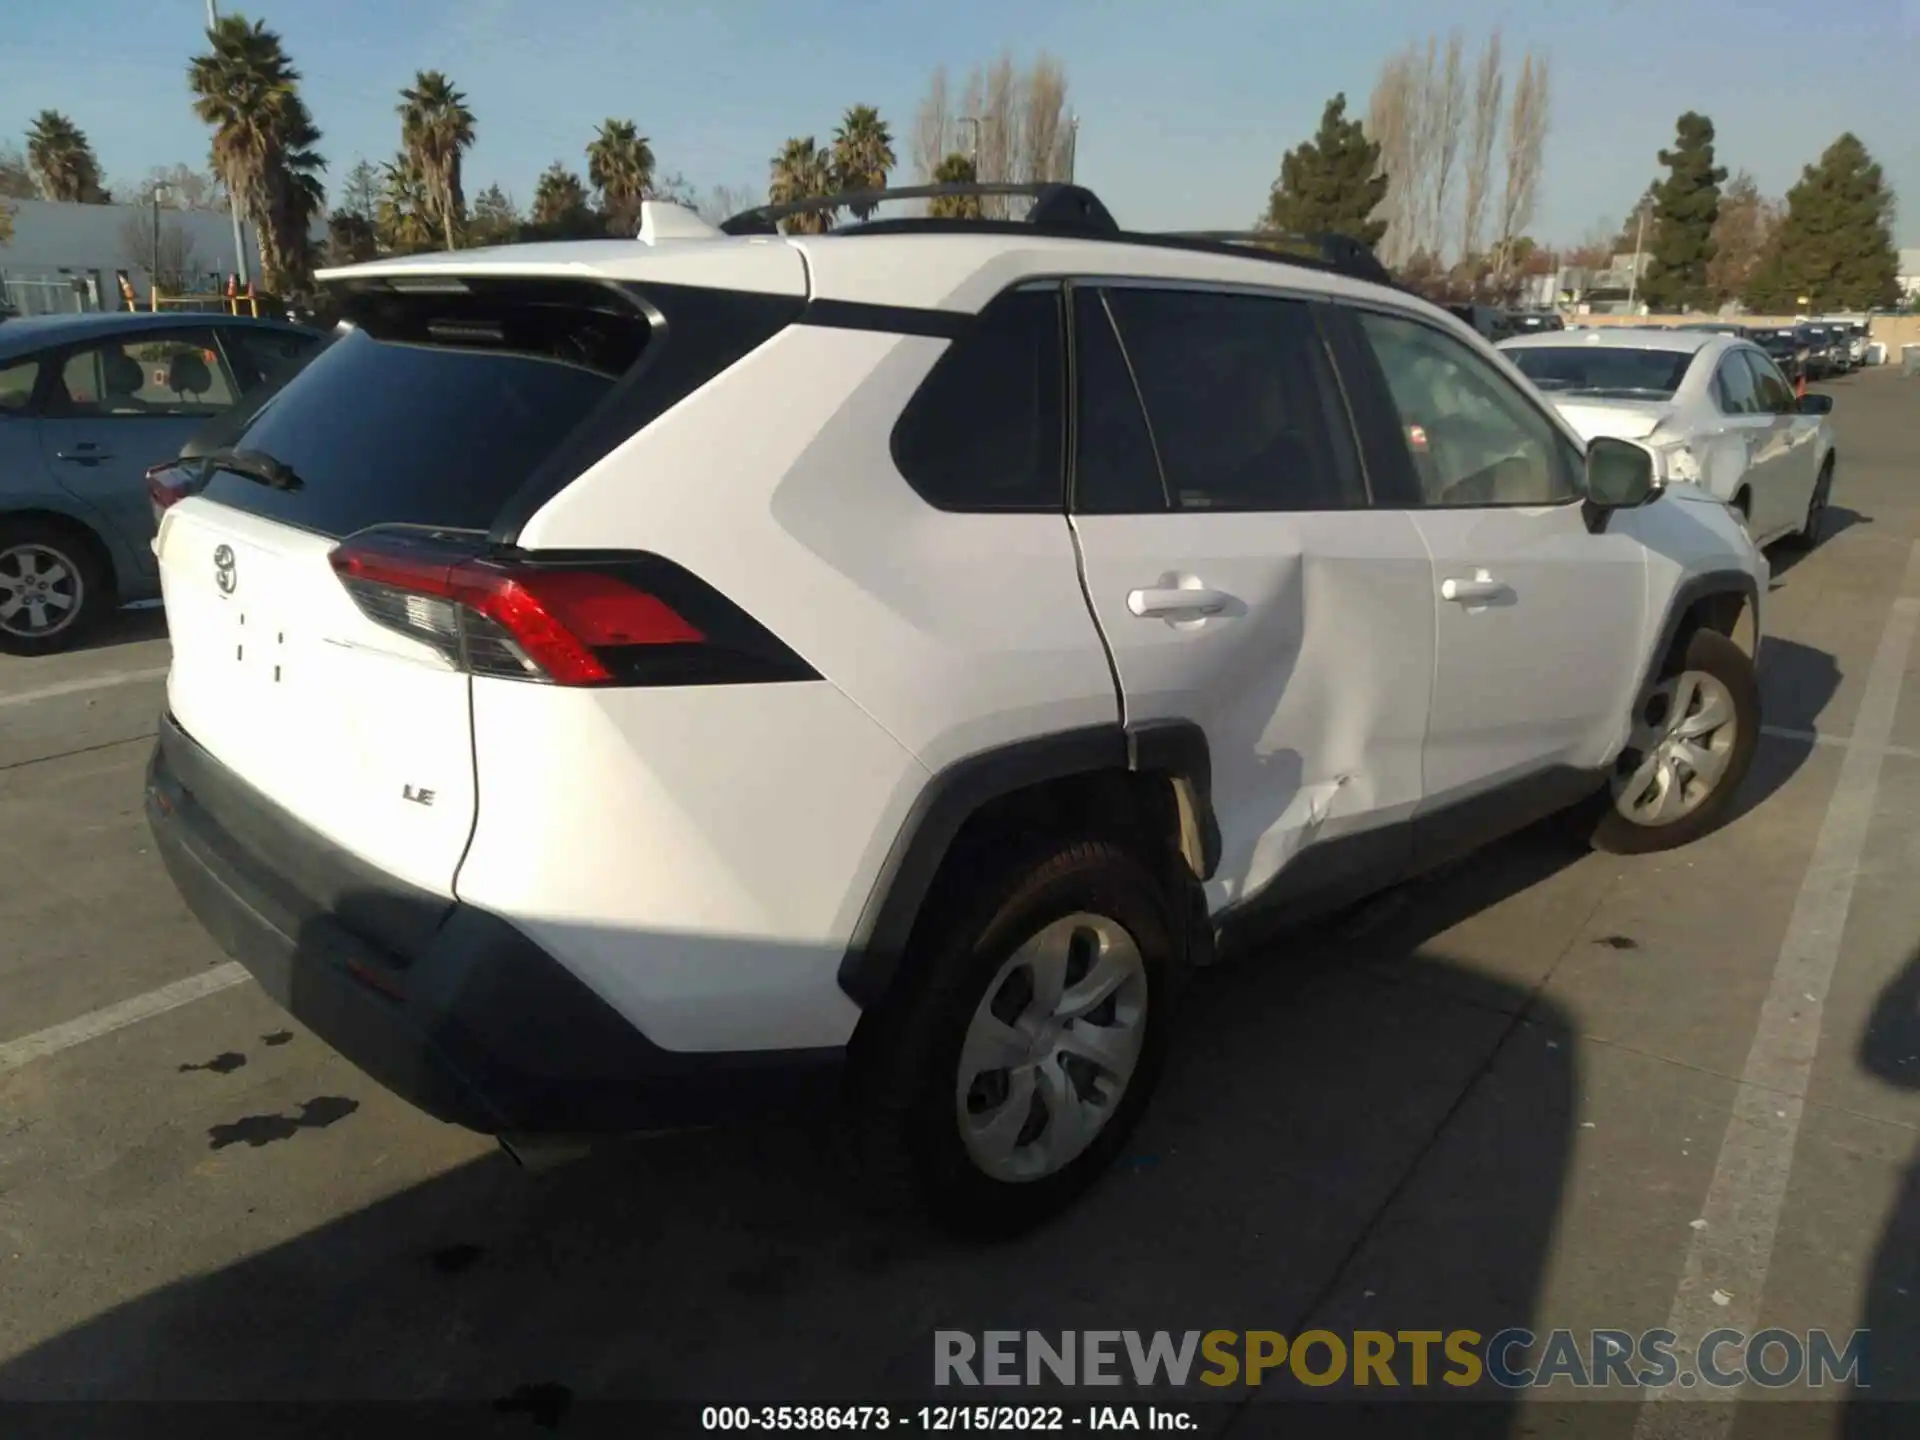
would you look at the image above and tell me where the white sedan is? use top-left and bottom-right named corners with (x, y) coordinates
top-left (1497, 327), bottom-right (1836, 550)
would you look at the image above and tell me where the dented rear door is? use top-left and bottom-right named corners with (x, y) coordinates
top-left (1064, 283), bottom-right (1436, 916)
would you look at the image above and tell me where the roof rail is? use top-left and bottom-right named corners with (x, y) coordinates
top-left (720, 182), bottom-right (1120, 238)
top-left (1160, 230), bottom-right (1394, 287)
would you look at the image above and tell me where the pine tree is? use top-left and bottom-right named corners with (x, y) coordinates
top-left (1639, 112), bottom-right (1726, 312)
top-left (1745, 133), bottom-right (1900, 313)
top-left (1262, 93), bottom-right (1387, 248)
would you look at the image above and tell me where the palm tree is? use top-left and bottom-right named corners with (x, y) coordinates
top-left (376, 155), bottom-right (435, 254)
top-left (187, 17), bottom-right (328, 297)
top-left (530, 162), bottom-right (596, 238)
top-left (929, 152), bottom-right (981, 218)
top-left (25, 111), bottom-right (106, 202)
top-left (586, 118), bottom-right (655, 237)
top-left (769, 137), bottom-right (835, 234)
top-left (398, 70), bottom-right (475, 251)
top-left (830, 105), bottom-right (895, 222)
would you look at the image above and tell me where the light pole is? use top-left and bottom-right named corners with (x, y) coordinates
top-left (204, 0), bottom-right (251, 290)
top-left (1625, 199), bottom-right (1652, 314)
top-left (151, 182), bottom-right (173, 304)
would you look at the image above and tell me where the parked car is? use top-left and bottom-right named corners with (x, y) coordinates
top-left (1748, 326), bottom-right (1809, 386)
top-left (147, 190), bottom-right (1768, 1236)
top-left (1445, 302), bottom-right (1518, 342)
top-left (0, 310), bottom-right (325, 652)
top-left (1797, 323), bottom-right (1845, 379)
top-left (1499, 327), bottom-right (1834, 549)
top-left (1508, 310), bottom-right (1565, 335)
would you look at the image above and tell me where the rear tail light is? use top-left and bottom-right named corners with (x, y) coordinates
top-left (327, 527), bottom-right (817, 688)
top-left (146, 460), bottom-right (197, 516)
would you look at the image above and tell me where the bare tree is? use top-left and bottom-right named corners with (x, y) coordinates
top-left (118, 211), bottom-right (204, 292)
top-left (912, 65), bottom-right (952, 183)
top-left (1366, 50), bottom-right (1418, 267)
top-left (1493, 50), bottom-right (1550, 280)
top-left (1459, 30), bottom-right (1503, 260)
top-left (1021, 54), bottom-right (1070, 185)
top-left (1423, 32), bottom-right (1466, 259)
top-left (694, 183), bottom-right (759, 226)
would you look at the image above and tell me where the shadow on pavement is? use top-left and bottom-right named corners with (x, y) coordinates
top-left (0, 830), bottom-right (1597, 1436)
top-left (1846, 947), bottom-right (1920, 1435)
top-left (1769, 506), bottom-right (1873, 584)
top-left (69, 604), bottom-right (168, 655)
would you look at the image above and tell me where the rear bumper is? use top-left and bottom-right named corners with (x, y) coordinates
top-left (145, 711), bottom-right (844, 1135)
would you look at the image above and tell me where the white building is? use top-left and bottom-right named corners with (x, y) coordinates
top-left (1899, 248), bottom-right (1920, 302)
top-left (0, 196), bottom-right (261, 315)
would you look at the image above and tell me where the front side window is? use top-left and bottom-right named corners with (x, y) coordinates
top-left (51, 328), bottom-right (239, 418)
top-left (1358, 311), bottom-right (1580, 508)
top-left (1741, 350), bottom-right (1796, 415)
top-left (1097, 286), bottom-right (1364, 512)
top-left (1713, 354), bottom-right (1763, 415)
top-left (891, 287), bottom-right (1064, 512)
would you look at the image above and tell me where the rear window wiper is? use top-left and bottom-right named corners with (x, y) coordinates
top-left (202, 446), bottom-right (305, 493)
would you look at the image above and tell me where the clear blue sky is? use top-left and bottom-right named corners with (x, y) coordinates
top-left (5, 0), bottom-right (1916, 245)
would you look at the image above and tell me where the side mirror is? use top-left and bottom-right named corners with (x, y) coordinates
top-left (1586, 436), bottom-right (1660, 510)
top-left (1796, 392), bottom-right (1834, 415)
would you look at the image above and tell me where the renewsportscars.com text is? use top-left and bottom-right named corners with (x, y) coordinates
top-left (934, 1328), bottom-right (1869, 1391)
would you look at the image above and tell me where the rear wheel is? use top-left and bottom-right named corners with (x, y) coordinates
top-left (1787, 457), bottom-right (1835, 550)
top-left (1588, 628), bottom-right (1760, 855)
top-left (0, 521), bottom-right (108, 656)
top-left (856, 837), bottom-right (1178, 1237)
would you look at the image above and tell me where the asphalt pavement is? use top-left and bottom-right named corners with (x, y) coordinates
top-left (2, 374), bottom-right (1919, 1437)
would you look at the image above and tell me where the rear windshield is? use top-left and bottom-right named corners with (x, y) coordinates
top-left (1505, 345), bottom-right (1696, 399)
top-left (198, 280), bottom-right (650, 537)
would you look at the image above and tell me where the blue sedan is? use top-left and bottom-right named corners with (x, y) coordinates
top-left (0, 310), bottom-right (324, 653)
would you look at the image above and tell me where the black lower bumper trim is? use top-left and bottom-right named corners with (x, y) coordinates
top-left (145, 711), bottom-right (844, 1135)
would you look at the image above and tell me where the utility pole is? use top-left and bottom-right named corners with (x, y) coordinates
top-left (1063, 115), bottom-right (1079, 183)
top-left (1625, 199), bottom-right (1651, 314)
top-left (204, 0), bottom-right (252, 290)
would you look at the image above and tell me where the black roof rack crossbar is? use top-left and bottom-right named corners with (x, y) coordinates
top-left (720, 182), bottom-right (1120, 237)
top-left (1162, 230), bottom-right (1393, 287)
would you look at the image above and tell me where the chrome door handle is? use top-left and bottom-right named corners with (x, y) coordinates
top-left (1441, 575), bottom-right (1507, 603)
top-left (1127, 586), bottom-right (1233, 618)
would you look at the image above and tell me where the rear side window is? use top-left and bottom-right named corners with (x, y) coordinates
top-left (890, 287), bottom-right (1064, 512)
top-left (1100, 287), bottom-right (1364, 512)
top-left (198, 281), bottom-right (652, 537)
top-left (1071, 291), bottom-right (1167, 514)
top-left (0, 357), bottom-right (37, 413)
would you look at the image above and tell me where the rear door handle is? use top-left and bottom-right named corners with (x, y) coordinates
top-left (1441, 574), bottom-right (1508, 603)
top-left (1127, 586), bottom-right (1234, 618)
top-left (57, 449), bottom-right (113, 463)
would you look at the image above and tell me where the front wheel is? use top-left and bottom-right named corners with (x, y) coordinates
top-left (1588, 628), bottom-right (1760, 855)
top-left (856, 837), bottom-right (1178, 1238)
top-left (1786, 458), bottom-right (1834, 551)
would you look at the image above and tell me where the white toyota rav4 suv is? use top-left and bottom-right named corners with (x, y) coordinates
top-left (145, 186), bottom-right (1767, 1236)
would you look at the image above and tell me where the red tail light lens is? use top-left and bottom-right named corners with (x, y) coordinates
top-left (147, 460), bottom-right (196, 516)
top-left (328, 528), bottom-right (814, 689)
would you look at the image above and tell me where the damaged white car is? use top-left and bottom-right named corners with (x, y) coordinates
top-left (1499, 327), bottom-right (1836, 550)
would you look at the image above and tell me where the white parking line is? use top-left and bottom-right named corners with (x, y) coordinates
top-left (0, 666), bottom-right (169, 710)
top-left (0, 962), bottom-right (248, 1073)
top-left (1635, 541), bottom-right (1920, 1431)
top-left (1760, 724), bottom-right (1920, 760)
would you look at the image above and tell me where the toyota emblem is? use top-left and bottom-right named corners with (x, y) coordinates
top-left (213, 544), bottom-right (237, 596)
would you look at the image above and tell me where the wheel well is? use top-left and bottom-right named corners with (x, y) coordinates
top-left (0, 509), bottom-right (119, 600)
top-left (1730, 487), bottom-right (1751, 516)
top-left (1670, 587), bottom-right (1757, 666)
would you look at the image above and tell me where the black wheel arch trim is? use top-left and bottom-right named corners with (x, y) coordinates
top-left (836, 721), bottom-right (1218, 1009)
top-left (1636, 568), bottom-right (1761, 702)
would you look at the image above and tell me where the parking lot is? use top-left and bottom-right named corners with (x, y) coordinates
top-left (2, 370), bottom-right (1919, 1434)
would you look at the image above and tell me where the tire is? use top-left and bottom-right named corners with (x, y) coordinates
top-left (1588, 628), bottom-right (1760, 856)
top-left (854, 837), bottom-right (1179, 1239)
top-left (1785, 457), bottom-right (1835, 551)
top-left (0, 520), bottom-right (109, 656)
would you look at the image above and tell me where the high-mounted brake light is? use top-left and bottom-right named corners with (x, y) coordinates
top-left (327, 528), bottom-right (814, 689)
